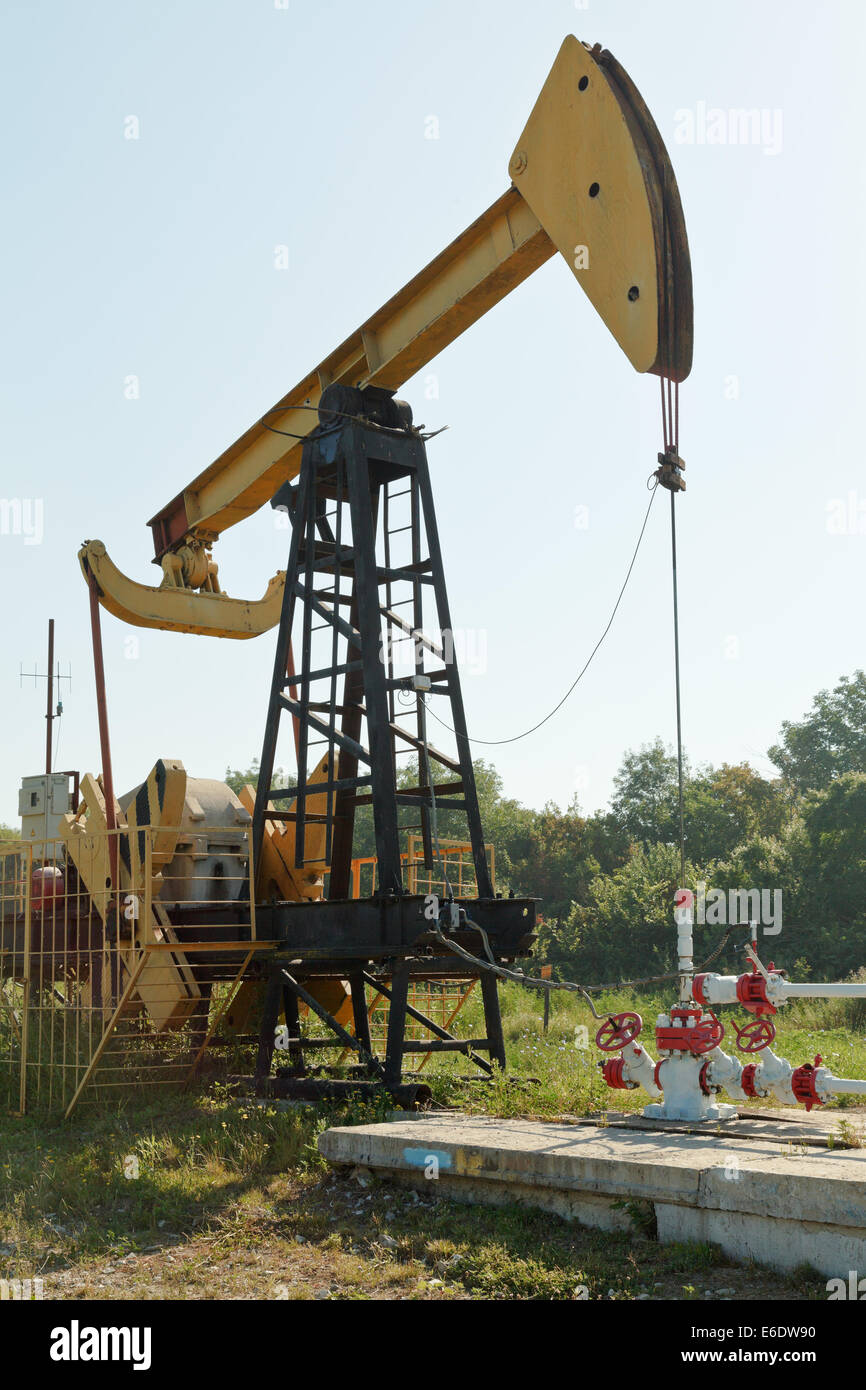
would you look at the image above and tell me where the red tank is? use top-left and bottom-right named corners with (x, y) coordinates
top-left (30, 865), bottom-right (65, 911)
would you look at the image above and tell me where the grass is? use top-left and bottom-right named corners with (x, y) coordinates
top-left (0, 1090), bottom-right (827, 1302)
top-left (0, 983), bottom-right (862, 1300)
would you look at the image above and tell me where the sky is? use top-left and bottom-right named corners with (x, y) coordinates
top-left (1, 0), bottom-right (864, 827)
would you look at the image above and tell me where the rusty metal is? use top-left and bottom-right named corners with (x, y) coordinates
top-left (85, 572), bottom-right (118, 891)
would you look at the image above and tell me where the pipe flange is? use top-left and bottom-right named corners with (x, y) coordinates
top-left (791, 1055), bottom-right (825, 1113)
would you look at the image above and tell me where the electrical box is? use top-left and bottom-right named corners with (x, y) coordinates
top-left (18, 773), bottom-right (75, 845)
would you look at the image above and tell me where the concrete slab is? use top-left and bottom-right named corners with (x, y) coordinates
top-left (318, 1111), bottom-right (866, 1279)
top-left (551, 1105), bottom-right (866, 1148)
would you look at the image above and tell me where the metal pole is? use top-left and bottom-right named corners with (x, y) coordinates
top-left (87, 578), bottom-right (118, 887)
top-left (286, 641), bottom-right (300, 761)
top-left (45, 618), bottom-right (54, 775)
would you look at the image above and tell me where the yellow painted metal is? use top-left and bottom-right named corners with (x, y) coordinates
top-left (62, 949), bottom-right (150, 1121)
top-left (237, 756), bottom-right (357, 1029)
top-left (151, 188), bottom-right (551, 549)
top-left (406, 834), bottom-right (495, 898)
top-left (238, 752), bottom-right (332, 902)
top-left (302, 979), bottom-right (354, 1031)
top-left (82, 35), bottom-right (692, 638)
top-left (509, 35), bottom-right (659, 374)
top-left (61, 772), bottom-right (117, 923)
top-left (79, 539), bottom-right (286, 641)
top-left (124, 757), bottom-right (186, 909)
top-left (184, 948), bottom-right (255, 1083)
top-left (60, 768), bottom-right (203, 1031)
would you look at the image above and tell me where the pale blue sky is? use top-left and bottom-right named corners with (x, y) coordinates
top-left (2, 0), bottom-right (864, 825)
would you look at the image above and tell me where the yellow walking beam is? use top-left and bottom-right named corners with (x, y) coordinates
top-left (85, 36), bottom-right (692, 639)
top-left (150, 186), bottom-right (553, 555)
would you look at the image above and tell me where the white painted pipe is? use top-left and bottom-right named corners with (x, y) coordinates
top-left (696, 972), bottom-right (866, 1009)
top-left (695, 974), bottom-right (739, 1005)
top-left (706, 1046), bottom-right (751, 1101)
top-left (823, 1076), bottom-right (866, 1097)
top-left (744, 1047), bottom-right (796, 1107)
top-left (621, 1041), bottom-right (662, 1100)
top-left (781, 982), bottom-right (866, 999)
top-left (675, 906), bottom-right (694, 1002)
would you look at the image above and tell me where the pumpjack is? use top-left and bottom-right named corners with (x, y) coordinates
top-left (66, 36), bottom-right (693, 1103)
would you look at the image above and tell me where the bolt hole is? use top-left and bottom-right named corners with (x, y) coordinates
top-left (588, 182), bottom-right (600, 198)
top-left (578, 76), bottom-right (589, 91)
top-left (628, 285), bottom-right (640, 302)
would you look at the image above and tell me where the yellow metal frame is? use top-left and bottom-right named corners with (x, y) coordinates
top-left (80, 540), bottom-right (286, 640)
top-left (1, 824), bottom-right (263, 1117)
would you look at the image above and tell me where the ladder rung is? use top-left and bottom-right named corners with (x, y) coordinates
top-left (270, 776), bottom-right (373, 801)
top-left (305, 702), bottom-right (366, 717)
top-left (284, 660), bottom-right (364, 686)
top-left (396, 781), bottom-right (463, 797)
top-left (296, 582), bottom-right (362, 644)
top-left (383, 796), bottom-right (469, 810)
top-left (311, 590), bottom-right (353, 606)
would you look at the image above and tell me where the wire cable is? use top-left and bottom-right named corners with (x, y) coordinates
top-left (670, 486), bottom-right (687, 898)
top-left (423, 477), bottom-right (661, 748)
top-left (429, 914), bottom-right (737, 1022)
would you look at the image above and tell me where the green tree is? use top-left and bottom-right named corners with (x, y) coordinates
top-left (713, 773), bottom-right (866, 979)
top-left (556, 842), bottom-right (708, 985)
top-left (609, 741), bottom-right (789, 867)
top-left (224, 759), bottom-right (289, 796)
top-left (682, 763), bottom-right (787, 864)
top-left (768, 671), bottom-right (866, 793)
top-left (610, 738), bottom-right (681, 845)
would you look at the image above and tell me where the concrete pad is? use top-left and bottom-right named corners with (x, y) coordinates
top-left (318, 1111), bottom-right (866, 1279)
top-left (563, 1105), bottom-right (866, 1148)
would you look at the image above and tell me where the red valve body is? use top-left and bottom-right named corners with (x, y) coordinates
top-left (735, 970), bottom-right (777, 1018)
top-left (791, 1056), bottom-right (824, 1113)
top-left (656, 1007), bottom-right (724, 1057)
top-left (601, 1058), bottom-right (637, 1090)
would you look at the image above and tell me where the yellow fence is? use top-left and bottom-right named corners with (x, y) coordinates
top-left (348, 838), bottom-right (495, 900)
top-left (0, 828), bottom-right (262, 1117)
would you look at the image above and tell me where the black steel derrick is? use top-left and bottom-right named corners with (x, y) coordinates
top-left (248, 384), bottom-right (536, 1102)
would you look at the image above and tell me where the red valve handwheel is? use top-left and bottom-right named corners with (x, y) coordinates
top-left (690, 1014), bottom-right (726, 1055)
top-left (734, 1016), bottom-right (776, 1054)
top-left (595, 1012), bottom-right (643, 1053)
